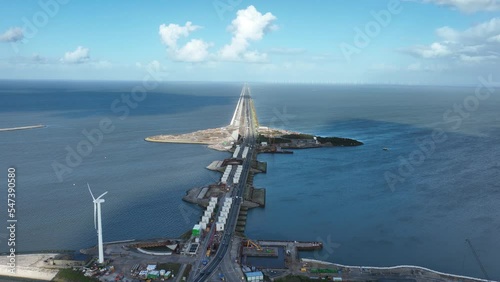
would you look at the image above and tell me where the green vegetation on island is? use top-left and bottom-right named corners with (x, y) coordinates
top-left (257, 133), bottom-right (363, 147)
top-left (275, 275), bottom-right (323, 282)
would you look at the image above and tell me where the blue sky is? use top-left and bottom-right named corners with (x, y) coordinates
top-left (0, 0), bottom-right (499, 84)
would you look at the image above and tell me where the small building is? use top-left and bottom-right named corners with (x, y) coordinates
top-left (218, 216), bottom-right (227, 224)
top-left (138, 270), bottom-right (148, 278)
top-left (199, 222), bottom-right (207, 229)
top-left (204, 210), bottom-right (212, 217)
top-left (210, 197), bottom-right (218, 203)
top-left (192, 224), bottom-right (201, 236)
top-left (216, 222), bottom-right (224, 231)
top-left (201, 216), bottom-right (210, 223)
top-left (260, 141), bottom-right (268, 146)
top-left (147, 270), bottom-right (160, 279)
top-left (245, 271), bottom-right (264, 282)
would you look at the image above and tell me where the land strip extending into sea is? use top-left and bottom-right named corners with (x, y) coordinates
top-left (0, 125), bottom-right (45, 132)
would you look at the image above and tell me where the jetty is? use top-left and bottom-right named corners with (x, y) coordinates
top-left (0, 124), bottom-right (45, 132)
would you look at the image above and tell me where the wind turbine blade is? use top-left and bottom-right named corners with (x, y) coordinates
top-left (87, 183), bottom-right (95, 200)
top-left (96, 191), bottom-right (108, 200)
top-left (93, 203), bottom-right (97, 229)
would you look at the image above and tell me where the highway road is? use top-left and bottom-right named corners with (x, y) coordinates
top-left (192, 84), bottom-right (256, 282)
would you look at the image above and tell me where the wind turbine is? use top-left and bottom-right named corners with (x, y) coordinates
top-left (88, 183), bottom-right (107, 264)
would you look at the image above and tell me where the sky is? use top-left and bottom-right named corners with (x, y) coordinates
top-left (0, 0), bottom-right (499, 84)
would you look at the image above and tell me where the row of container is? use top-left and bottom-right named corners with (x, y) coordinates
top-left (221, 164), bottom-right (234, 184)
top-left (242, 146), bottom-right (249, 159)
top-left (232, 145), bottom-right (241, 158)
top-left (193, 197), bottom-right (219, 236)
top-left (216, 197), bottom-right (233, 232)
top-left (233, 165), bottom-right (243, 184)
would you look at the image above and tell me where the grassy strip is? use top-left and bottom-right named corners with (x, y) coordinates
top-left (53, 269), bottom-right (99, 282)
top-left (156, 262), bottom-right (181, 275)
top-left (274, 275), bottom-right (323, 282)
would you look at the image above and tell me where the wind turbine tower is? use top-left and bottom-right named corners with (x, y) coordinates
top-left (87, 183), bottom-right (108, 264)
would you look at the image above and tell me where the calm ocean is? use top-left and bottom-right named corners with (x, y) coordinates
top-left (0, 80), bottom-right (499, 280)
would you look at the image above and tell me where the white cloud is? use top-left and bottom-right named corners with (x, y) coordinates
top-left (460, 44), bottom-right (485, 52)
top-left (405, 18), bottom-right (500, 64)
top-left (158, 21), bottom-right (211, 62)
top-left (435, 26), bottom-right (460, 41)
top-left (488, 34), bottom-right (500, 42)
top-left (408, 42), bottom-right (453, 58)
top-left (423, 0), bottom-right (500, 13)
top-left (175, 39), bottom-right (212, 62)
top-left (61, 46), bottom-right (90, 64)
top-left (219, 5), bottom-right (277, 62)
top-left (436, 18), bottom-right (500, 43)
top-left (157, 6), bottom-right (277, 63)
top-left (159, 21), bottom-right (201, 48)
top-left (459, 54), bottom-right (497, 62)
top-left (0, 27), bottom-right (24, 43)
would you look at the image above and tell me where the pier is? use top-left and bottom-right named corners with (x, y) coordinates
top-left (0, 124), bottom-right (45, 132)
top-left (191, 83), bottom-right (257, 282)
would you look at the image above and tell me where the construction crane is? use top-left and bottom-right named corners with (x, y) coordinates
top-left (245, 239), bottom-right (262, 251)
top-left (465, 238), bottom-right (489, 280)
